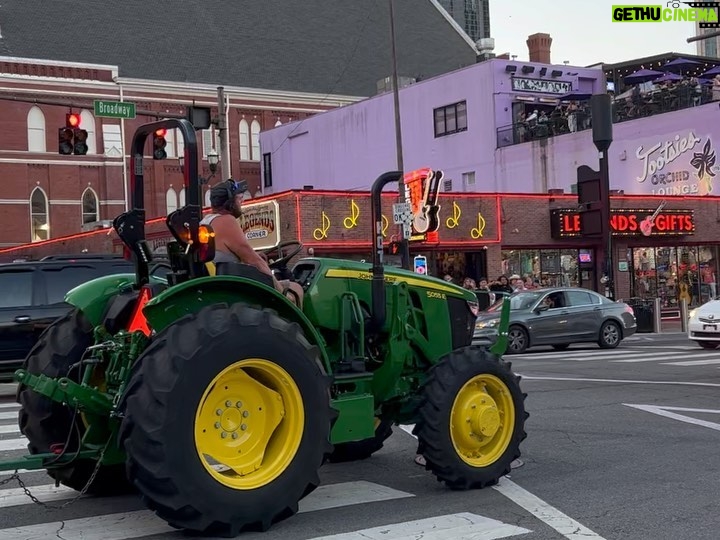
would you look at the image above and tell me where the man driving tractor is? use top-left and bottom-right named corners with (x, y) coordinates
top-left (201, 179), bottom-right (304, 307)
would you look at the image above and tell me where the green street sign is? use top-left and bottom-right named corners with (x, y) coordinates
top-left (93, 100), bottom-right (136, 119)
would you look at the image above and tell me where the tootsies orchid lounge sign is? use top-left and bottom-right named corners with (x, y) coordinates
top-left (550, 209), bottom-right (695, 238)
top-left (634, 130), bottom-right (718, 196)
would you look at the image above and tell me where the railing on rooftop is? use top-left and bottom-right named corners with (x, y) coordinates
top-left (497, 86), bottom-right (718, 148)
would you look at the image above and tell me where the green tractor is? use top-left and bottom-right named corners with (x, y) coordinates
top-left (5, 120), bottom-right (527, 537)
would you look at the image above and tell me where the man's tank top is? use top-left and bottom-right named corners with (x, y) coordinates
top-left (200, 213), bottom-right (242, 264)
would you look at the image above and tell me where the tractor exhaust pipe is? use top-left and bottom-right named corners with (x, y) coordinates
top-left (369, 170), bottom-right (403, 332)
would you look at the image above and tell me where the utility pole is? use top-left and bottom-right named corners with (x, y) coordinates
top-left (216, 86), bottom-right (231, 179)
top-left (389, 0), bottom-right (410, 269)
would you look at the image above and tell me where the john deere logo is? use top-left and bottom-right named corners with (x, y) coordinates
top-left (612, 2), bottom-right (719, 25)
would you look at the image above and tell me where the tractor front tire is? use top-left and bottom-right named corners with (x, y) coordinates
top-left (413, 345), bottom-right (528, 490)
top-left (119, 303), bottom-right (335, 537)
top-left (326, 418), bottom-right (393, 463)
top-left (16, 308), bottom-right (133, 495)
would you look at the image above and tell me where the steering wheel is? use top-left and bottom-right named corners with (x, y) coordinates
top-left (262, 240), bottom-right (303, 270)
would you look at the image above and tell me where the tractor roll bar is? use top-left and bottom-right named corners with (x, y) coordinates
top-left (130, 119), bottom-right (200, 209)
top-left (369, 170), bottom-right (403, 333)
top-left (115, 119), bottom-right (200, 287)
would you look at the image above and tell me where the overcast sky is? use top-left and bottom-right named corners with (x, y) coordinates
top-left (488, 0), bottom-right (698, 66)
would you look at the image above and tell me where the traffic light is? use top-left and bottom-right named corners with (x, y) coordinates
top-left (153, 128), bottom-right (167, 160)
top-left (577, 165), bottom-right (602, 237)
top-left (58, 114), bottom-right (88, 155)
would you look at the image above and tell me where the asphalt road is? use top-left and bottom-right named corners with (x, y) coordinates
top-left (0, 331), bottom-right (718, 539)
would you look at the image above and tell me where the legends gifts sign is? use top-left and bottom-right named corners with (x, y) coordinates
top-left (550, 208), bottom-right (695, 238)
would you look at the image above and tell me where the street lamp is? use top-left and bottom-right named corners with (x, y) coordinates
top-left (207, 148), bottom-right (219, 174)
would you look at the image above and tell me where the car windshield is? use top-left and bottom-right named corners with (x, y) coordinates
top-left (487, 291), bottom-right (543, 312)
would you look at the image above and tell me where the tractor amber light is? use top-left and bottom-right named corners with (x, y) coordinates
top-left (128, 287), bottom-right (153, 336)
top-left (198, 225), bottom-right (214, 244)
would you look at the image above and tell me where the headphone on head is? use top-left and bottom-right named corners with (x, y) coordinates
top-left (220, 179), bottom-right (248, 212)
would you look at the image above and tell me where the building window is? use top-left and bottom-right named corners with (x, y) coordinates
top-left (274, 119), bottom-right (282, 127)
top-left (462, 171), bottom-right (476, 186)
top-left (250, 120), bottom-right (261, 161)
top-left (239, 119), bottom-right (250, 161)
top-left (433, 101), bottom-right (467, 137)
top-left (27, 106), bottom-right (46, 152)
top-left (80, 110), bottom-right (97, 154)
top-left (201, 129), bottom-right (220, 158)
top-left (263, 153), bottom-right (272, 188)
top-left (81, 187), bottom-right (99, 224)
top-left (179, 188), bottom-right (186, 207)
top-left (166, 188), bottom-right (178, 213)
top-left (30, 187), bottom-right (49, 242)
top-left (501, 249), bottom-right (579, 288)
top-left (204, 189), bottom-right (212, 208)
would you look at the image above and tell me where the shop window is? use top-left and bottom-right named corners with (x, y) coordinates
top-left (433, 100), bottom-right (467, 137)
top-left (501, 249), bottom-right (579, 288)
top-left (631, 246), bottom-right (718, 308)
top-left (81, 188), bottom-right (99, 224)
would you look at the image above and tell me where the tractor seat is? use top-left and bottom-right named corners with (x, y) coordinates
top-left (214, 261), bottom-right (275, 289)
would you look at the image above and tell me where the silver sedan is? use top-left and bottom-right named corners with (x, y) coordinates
top-left (473, 287), bottom-right (638, 354)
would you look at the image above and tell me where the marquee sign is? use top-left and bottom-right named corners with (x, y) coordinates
top-left (237, 200), bottom-right (280, 249)
top-left (511, 77), bottom-right (573, 95)
top-left (550, 208), bottom-right (695, 238)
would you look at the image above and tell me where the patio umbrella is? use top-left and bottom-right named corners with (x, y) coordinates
top-left (700, 65), bottom-right (720, 78)
top-left (654, 72), bottom-right (683, 83)
top-left (660, 57), bottom-right (703, 73)
top-left (623, 69), bottom-right (664, 84)
top-left (558, 91), bottom-right (592, 100)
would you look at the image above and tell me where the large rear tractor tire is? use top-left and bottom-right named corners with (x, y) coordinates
top-left (326, 418), bottom-right (393, 463)
top-left (118, 303), bottom-right (335, 537)
top-left (16, 308), bottom-right (133, 495)
top-left (413, 345), bottom-right (528, 489)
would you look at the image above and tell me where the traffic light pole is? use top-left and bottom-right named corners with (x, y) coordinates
top-left (590, 94), bottom-right (614, 300)
top-left (389, 0), bottom-right (410, 270)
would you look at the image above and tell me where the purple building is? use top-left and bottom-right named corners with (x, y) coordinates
top-left (259, 56), bottom-right (720, 198)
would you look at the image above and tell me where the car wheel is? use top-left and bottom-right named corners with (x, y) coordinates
top-left (697, 341), bottom-right (719, 349)
top-left (552, 344), bottom-right (570, 351)
top-left (598, 320), bottom-right (621, 349)
top-left (506, 325), bottom-right (529, 354)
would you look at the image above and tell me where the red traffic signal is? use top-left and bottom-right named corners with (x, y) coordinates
top-left (155, 128), bottom-right (167, 137)
top-left (66, 113), bottom-right (81, 128)
top-left (153, 129), bottom-right (167, 160)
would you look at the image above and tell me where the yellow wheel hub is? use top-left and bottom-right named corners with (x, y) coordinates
top-left (194, 359), bottom-right (304, 490)
top-left (449, 374), bottom-right (515, 467)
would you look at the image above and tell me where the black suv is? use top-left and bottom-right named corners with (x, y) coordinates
top-left (0, 254), bottom-right (139, 380)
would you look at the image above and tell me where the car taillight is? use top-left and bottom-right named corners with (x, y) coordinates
top-left (625, 305), bottom-right (634, 316)
top-left (467, 300), bottom-right (479, 317)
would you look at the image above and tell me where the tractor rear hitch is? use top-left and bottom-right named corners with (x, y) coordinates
top-left (14, 370), bottom-right (114, 415)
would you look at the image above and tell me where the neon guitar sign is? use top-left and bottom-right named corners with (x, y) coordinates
top-left (639, 200), bottom-right (667, 236)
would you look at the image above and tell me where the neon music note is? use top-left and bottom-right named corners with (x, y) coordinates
top-left (343, 199), bottom-right (360, 229)
top-left (381, 215), bottom-right (389, 237)
top-left (445, 201), bottom-right (461, 229)
top-left (313, 211), bottom-right (331, 240)
top-left (470, 213), bottom-right (486, 239)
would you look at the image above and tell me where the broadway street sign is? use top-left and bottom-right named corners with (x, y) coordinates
top-left (94, 100), bottom-right (136, 119)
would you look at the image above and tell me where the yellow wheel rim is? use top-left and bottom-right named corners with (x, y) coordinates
top-left (194, 358), bottom-right (305, 490)
top-left (449, 374), bottom-right (515, 468)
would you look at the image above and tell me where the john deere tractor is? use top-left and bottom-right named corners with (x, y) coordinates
top-left (4, 120), bottom-right (527, 537)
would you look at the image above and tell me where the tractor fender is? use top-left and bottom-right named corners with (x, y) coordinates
top-left (141, 276), bottom-right (331, 373)
top-left (64, 273), bottom-right (139, 327)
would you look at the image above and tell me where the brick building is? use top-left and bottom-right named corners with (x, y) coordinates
top-left (0, 56), bottom-right (361, 247)
top-left (2, 187), bottom-right (717, 307)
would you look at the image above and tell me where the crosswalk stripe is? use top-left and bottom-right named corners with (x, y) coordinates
top-left (611, 352), bottom-right (720, 363)
top-left (0, 480), bottom-right (414, 539)
top-left (0, 483), bottom-right (75, 508)
top-left (0, 425), bottom-right (19, 435)
top-left (0, 403), bottom-right (18, 409)
top-left (662, 359), bottom-right (720, 366)
top-left (0, 437), bottom-right (25, 452)
top-left (0, 412), bottom-right (18, 421)
top-left (308, 512), bottom-right (532, 540)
